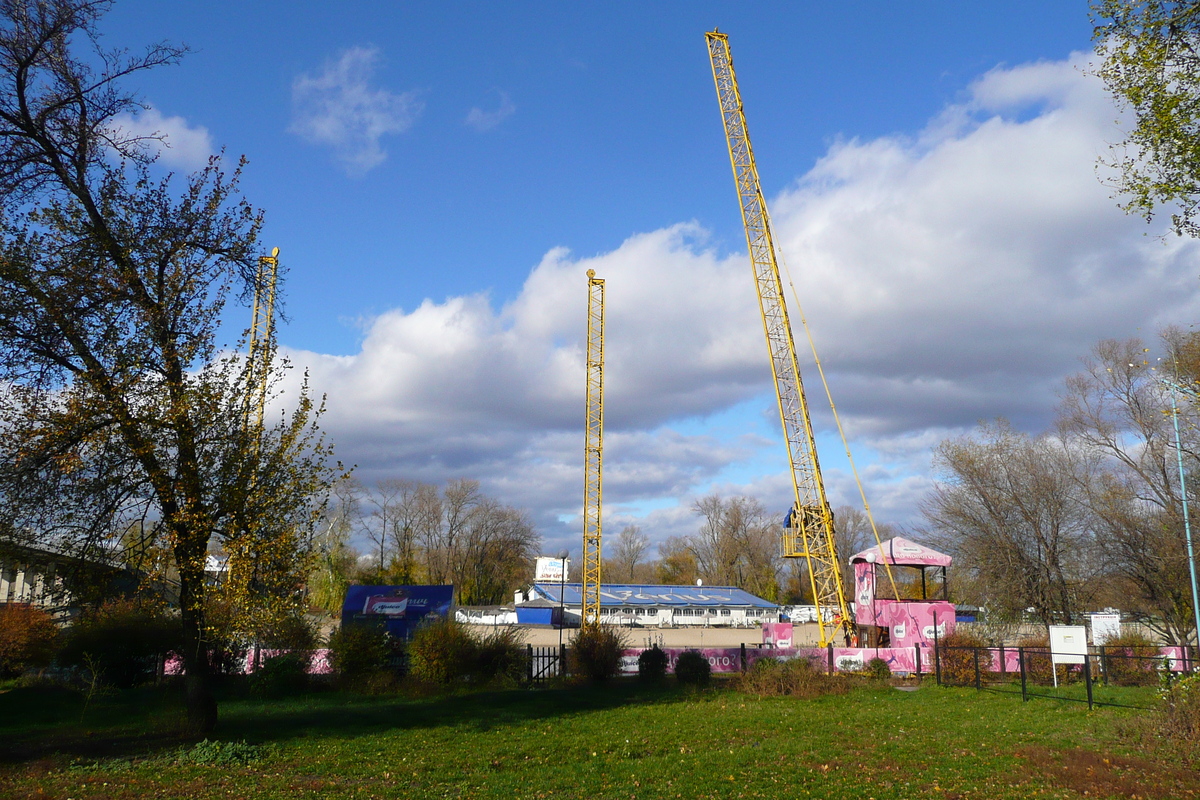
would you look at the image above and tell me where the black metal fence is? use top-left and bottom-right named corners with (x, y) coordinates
top-left (526, 645), bottom-right (566, 686)
top-left (933, 644), bottom-right (1198, 709)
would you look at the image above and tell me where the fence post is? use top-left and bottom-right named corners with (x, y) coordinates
top-left (934, 641), bottom-right (942, 686)
top-left (1099, 645), bottom-right (1107, 686)
top-left (740, 642), bottom-right (747, 673)
top-left (915, 645), bottom-right (922, 679)
top-left (827, 643), bottom-right (835, 675)
top-left (998, 645), bottom-right (1006, 677)
top-left (1084, 656), bottom-right (1094, 710)
top-left (560, 644), bottom-right (567, 678)
top-left (527, 644), bottom-right (533, 684)
top-left (973, 648), bottom-right (982, 690)
top-left (1019, 647), bottom-right (1028, 702)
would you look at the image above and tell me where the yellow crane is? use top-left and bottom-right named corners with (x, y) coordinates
top-left (706, 31), bottom-right (852, 646)
top-left (581, 269), bottom-right (605, 629)
top-left (247, 247), bottom-right (280, 438)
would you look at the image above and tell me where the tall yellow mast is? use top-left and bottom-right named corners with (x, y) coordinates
top-left (247, 247), bottom-right (280, 437)
top-left (581, 269), bottom-right (605, 629)
top-left (706, 31), bottom-right (852, 646)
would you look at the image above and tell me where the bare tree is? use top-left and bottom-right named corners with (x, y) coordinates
top-left (453, 499), bottom-right (539, 605)
top-left (608, 525), bottom-right (650, 583)
top-left (1057, 335), bottom-right (1199, 644)
top-left (689, 494), bottom-right (780, 599)
top-left (922, 420), bottom-right (1102, 626)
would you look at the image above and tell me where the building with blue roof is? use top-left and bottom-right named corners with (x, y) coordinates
top-left (524, 583), bottom-right (779, 627)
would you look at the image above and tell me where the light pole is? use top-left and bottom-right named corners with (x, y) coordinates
top-left (1160, 376), bottom-right (1200, 652)
top-left (557, 548), bottom-right (569, 651)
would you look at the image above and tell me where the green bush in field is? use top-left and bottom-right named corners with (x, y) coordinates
top-left (638, 645), bottom-right (669, 685)
top-left (568, 626), bottom-right (628, 684)
top-left (866, 656), bottom-right (891, 681)
top-left (409, 618), bottom-right (478, 686)
top-left (674, 650), bottom-right (711, 687)
top-left (1160, 672), bottom-right (1200, 765)
top-left (737, 656), bottom-right (846, 698)
top-left (327, 623), bottom-right (393, 688)
top-left (935, 629), bottom-right (990, 686)
top-left (249, 652), bottom-right (311, 697)
top-left (180, 739), bottom-right (268, 766)
top-left (58, 600), bottom-right (181, 688)
top-left (1100, 631), bottom-right (1161, 687)
top-left (471, 626), bottom-right (526, 687)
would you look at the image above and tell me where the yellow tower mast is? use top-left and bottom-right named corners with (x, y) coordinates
top-left (706, 31), bottom-right (852, 646)
top-left (581, 269), bottom-right (605, 629)
top-left (247, 247), bottom-right (280, 437)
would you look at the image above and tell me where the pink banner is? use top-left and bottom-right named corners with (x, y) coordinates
top-left (619, 646), bottom-right (932, 676)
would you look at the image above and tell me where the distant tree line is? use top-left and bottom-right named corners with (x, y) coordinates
top-left (308, 478), bottom-right (540, 609)
top-left (591, 498), bottom-right (899, 606)
top-left (922, 332), bottom-right (1200, 646)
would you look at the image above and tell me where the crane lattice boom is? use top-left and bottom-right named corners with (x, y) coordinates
top-left (581, 269), bottom-right (605, 629)
top-left (248, 247), bottom-right (280, 438)
top-left (706, 31), bottom-right (852, 646)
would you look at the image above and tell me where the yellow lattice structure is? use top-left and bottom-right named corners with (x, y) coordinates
top-left (247, 247), bottom-right (279, 437)
top-left (581, 269), bottom-right (605, 629)
top-left (706, 31), bottom-right (852, 646)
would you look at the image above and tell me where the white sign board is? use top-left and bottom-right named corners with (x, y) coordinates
top-left (1049, 625), bottom-right (1088, 665)
top-left (1089, 613), bottom-right (1121, 645)
top-left (534, 556), bottom-right (568, 583)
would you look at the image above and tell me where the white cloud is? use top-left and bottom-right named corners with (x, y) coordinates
top-left (289, 46), bottom-right (422, 176)
top-left (109, 106), bottom-right (214, 169)
top-left (277, 51), bottom-right (1200, 552)
top-left (465, 91), bottom-right (516, 131)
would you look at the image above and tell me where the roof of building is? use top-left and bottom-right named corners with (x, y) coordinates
top-left (849, 536), bottom-right (952, 568)
top-left (529, 583), bottom-right (778, 609)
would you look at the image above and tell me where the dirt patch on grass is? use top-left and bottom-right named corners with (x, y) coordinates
top-left (1018, 746), bottom-right (1200, 798)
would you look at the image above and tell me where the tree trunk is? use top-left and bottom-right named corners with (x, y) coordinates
top-left (178, 559), bottom-right (217, 734)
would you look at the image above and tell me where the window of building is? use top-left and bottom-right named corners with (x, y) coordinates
top-left (720, 609), bottom-right (732, 616)
top-left (622, 607), bottom-right (633, 614)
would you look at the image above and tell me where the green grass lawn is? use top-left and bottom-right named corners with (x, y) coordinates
top-left (1, 678), bottom-right (1196, 799)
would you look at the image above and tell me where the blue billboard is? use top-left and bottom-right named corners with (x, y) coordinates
top-left (340, 585), bottom-right (454, 640)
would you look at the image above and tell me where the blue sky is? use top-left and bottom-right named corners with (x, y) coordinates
top-left (95, 3), bottom-right (1200, 555)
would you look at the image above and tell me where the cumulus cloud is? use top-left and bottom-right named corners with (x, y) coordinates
top-left (109, 106), bottom-right (214, 169)
top-left (465, 91), bottom-right (516, 131)
top-left (768, 52), bottom-right (1200, 440)
top-left (279, 52), bottom-right (1200, 550)
top-left (290, 46), bottom-right (422, 176)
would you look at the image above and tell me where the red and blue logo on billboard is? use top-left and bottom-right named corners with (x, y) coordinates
top-left (341, 585), bottom-right (454, 639)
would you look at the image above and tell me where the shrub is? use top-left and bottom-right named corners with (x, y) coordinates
top-left (249, 652), bottom-right (310, 697)
top-left (866, 657), bottom-right (891, 681)
top-left (674, 650), bottom-right (711, 688)
top-left (59, 600), bottom-right (181, 688)
top-left (258, 613), bottom-right (319, 652)
top-left (935, 629), bottom-right (990, 686)
top-left (638, 645), bottom-right (669, 685)
top-left (1013, 634), bottom-right (1069, 686)
top-left (180, 739), bottom-right (268, 766)
top-left (327, 623), bottom-right (393, 688)
top-left (1160, 672), bottom-right (1200, 765)
top-left (568, 626), bottom-right (628, 684)
top-left (1100, 631), bottom-right (1161, 687)
top-left (471, 626), bottom-right (526, 687)
top-left (0, 604), bottom-right (58, 679)
top-left (409, 617), bottom-right (478, 686)
top-left (737, 656), bottom-right (847, 698)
